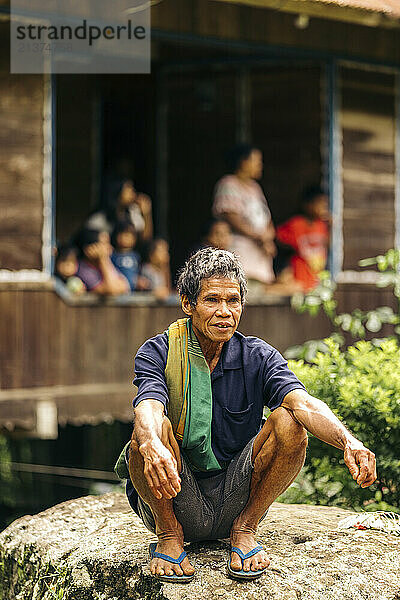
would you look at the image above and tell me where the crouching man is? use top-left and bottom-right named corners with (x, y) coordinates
top-left (124, 248), bottom-right (376, 582)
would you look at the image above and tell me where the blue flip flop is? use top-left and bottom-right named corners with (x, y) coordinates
top-left (227, 545), bottom-right (267, 581)
top-left (149, 542), bottom-right (194, 583)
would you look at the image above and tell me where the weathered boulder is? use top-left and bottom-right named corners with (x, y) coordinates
top-left (0, 491), bottom-right (399, 600)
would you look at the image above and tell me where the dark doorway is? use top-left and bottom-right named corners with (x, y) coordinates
top-left (55, 58), bottom-right (323, 277)
top-left (55, 74), bottom-right (155, 246)
top-left (165, 63), bottom-right (323, 276)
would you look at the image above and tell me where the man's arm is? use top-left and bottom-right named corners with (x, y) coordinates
top-left (281, 388), bottom-right (377, 488)
top-left (133, 399), bottom-right (181, 500)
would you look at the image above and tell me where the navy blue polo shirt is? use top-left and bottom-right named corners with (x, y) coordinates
top-left (133, 329), bottom-right (305, 468)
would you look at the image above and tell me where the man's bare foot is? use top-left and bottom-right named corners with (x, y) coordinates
top-left (150, 530), bottom-right (195, 578)
top-left (230, 517), bottom-right (270, 573)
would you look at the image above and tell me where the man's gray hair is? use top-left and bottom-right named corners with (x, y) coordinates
top-left (176, 247), bottom-right (247, 306)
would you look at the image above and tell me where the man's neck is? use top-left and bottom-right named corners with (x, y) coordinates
top-left (192, 326), bottom-right (224, 372)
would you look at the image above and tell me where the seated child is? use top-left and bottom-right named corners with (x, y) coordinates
top-left (276, 186), bottom-right (330, 291)
top-left (75, 228), bottom-right (129, 296)
top-left (140, 238), bottom-right (172, 301)
top-left (55, 245), bottom-right (85, 295)
top-left (110, 221), bottom-right (141, 292)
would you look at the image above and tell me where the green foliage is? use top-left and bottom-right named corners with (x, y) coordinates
top-left (285, 337), bottom-right (400, 512)
top-left (291, 270), bottom-right (338, 320)
top-left (290, 250), bottom-right (400, 355)
top-left (285, 332), bottom-right (344, 363)
top-left (0, 436), bottom-right (18, 510)
top-left (0, 544), bottom-right (72, 600)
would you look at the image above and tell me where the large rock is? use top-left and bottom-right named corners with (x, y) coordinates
top-left (0, 492), bottom-right (399, 600)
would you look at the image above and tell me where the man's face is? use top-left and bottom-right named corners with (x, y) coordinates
top-left (182, 277), bottom-right (243, 344)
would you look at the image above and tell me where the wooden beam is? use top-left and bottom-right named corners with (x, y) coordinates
top-left (0, 382), bottom-right (134, 403)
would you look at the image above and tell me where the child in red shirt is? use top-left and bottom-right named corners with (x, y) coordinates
top-left (276, 187), bottom-right (330, 291)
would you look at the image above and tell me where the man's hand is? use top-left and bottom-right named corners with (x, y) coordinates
top-left (282, 390), bottom-right (377, 488)
top-left (139, 437), bottom-right (181, 500)
top-left (344, 442), bottom-right (377, 488)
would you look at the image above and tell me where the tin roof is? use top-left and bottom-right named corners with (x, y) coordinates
top-left (307, 0), bottom-right (400, 18)
top-left (213, 0), bottom-right (400, 26)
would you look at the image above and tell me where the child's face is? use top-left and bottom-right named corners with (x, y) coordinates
top-left (119, 181), bottom-right (136, 207)
top-left (208, 221), bottom-right (232, 250)
top-left (56, 255), bottom-right (77, 278)
top-left (306, 195), bottom-right (329, 220)
top-left (150, 241), bottom-right (169, 266)
top-left (116, 230), bottom-right (137, 250)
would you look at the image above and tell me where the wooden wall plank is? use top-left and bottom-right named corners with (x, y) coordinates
top-left (0, 289), bottom-right (333, 400)
top-left (0, 291), bottom-right (22, 389)
top-left (19, 292), bottom-right (42, 388)
top-left (0, 22), bottom-right (44, 271)
top-left (5, 283), bottom-right (397, 426)
top-left (341, 67), bottom-right (396, 271)
top-left (0, 71), bottom-right (44, 270)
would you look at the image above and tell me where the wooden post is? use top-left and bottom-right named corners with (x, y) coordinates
top-left (42, 74), bottom-right (56, 276)
top-left (35, 399), bottom-right (58, 440)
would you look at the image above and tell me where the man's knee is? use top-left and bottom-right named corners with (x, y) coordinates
top-left (268, 406), bottom-right (308, 453)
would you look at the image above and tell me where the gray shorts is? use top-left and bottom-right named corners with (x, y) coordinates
top-left (125, 436), bottom-right (266, 542)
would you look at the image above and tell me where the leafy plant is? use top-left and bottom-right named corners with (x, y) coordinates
top-left (290, 249), bottom-right (400, 350)
top-left (284, 337), bottom-right (400, 512)
top-left (0, 544), bottom-right (72, 600)
top-left (0, 435), bottom-right (18, 513)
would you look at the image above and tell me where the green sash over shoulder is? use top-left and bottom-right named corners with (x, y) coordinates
top-left (165, 318), bottom-right (221, 473)
top-left (114, 317), bottom-right (221, 480)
